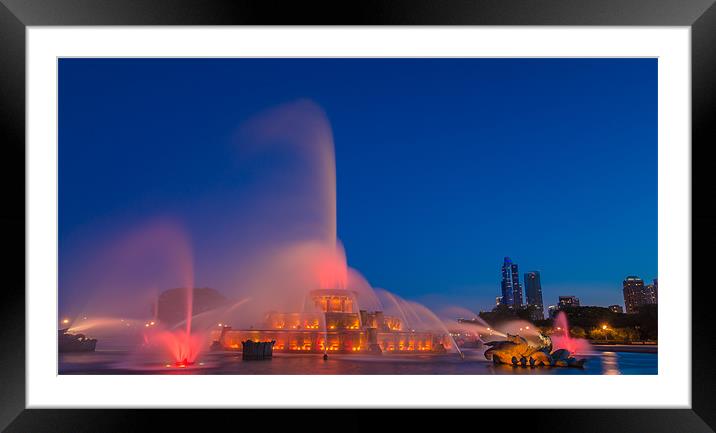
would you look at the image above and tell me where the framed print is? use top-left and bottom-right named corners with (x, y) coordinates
top-left (2, 0), bottom-right (715, 431)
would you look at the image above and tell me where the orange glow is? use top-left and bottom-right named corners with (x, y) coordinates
top-left (216, 310), bottom-right (443, 355)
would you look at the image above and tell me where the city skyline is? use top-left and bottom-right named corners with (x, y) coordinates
top-left (59, 58), bottom-right (657, 315)
top-left (491, 255), bottom-right (655, 315)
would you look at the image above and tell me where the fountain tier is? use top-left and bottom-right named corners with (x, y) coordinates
top-left (210, 289), bottom-right (450, 354)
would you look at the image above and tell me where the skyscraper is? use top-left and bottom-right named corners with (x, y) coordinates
top-left (644, 278), bottom-right (658, 304)
top-left (524, 271), bottom-right (544, 320)
top-left (500, 257), bottom-right (523, 308)
top-left (623, 276), bottom-right (645, 314)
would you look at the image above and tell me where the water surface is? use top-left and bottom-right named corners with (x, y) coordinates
top-left (59, 347), bottom-right (657, 375)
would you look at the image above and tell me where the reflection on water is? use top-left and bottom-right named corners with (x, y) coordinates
top-left (602, 351), bottom-right (620, 375)
top-left (59, 348), bottom-right (657, 375)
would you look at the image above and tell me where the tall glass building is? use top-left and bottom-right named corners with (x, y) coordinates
top-left (524, 271), bottom-right (544, 320)
top-left (500, 257), bottom-right (523, 308)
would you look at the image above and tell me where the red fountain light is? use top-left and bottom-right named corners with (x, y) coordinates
top-left (550, 311), bottom-right (592, 355)
top-left (148, 286), bottom-right (204, 367)
top-left (155, 329), bottom-right (204, 367)
top-left (314, 247), bottom-right (348, 290)
top-left (160, 285), bottom-right (203, 368)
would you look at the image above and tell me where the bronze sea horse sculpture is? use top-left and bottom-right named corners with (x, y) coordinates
top-left (484, 333), bottom-right (585, 368)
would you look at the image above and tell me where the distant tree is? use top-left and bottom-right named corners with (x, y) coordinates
top-left (514, 304), bottom-right (542, 322)
top-left (570, 326), bottom-right (587, 339)
top-left (533, 318), bottom-right (552, 328)
top-left (613, 327), bottom-right (640, 342)
top-left (588, 328), bottom-right (605, 340)
top-left (636, 304), bottom-right (658, 340)
top-left (478, 304), bottom-right (518, 325)
top-left (560, 306), bottom-right (616, 329)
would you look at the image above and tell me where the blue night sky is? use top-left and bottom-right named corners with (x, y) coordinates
top-left (59, 58), bottom-right (657, 313)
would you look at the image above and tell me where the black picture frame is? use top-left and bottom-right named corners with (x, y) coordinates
top-left (1, 1), bottom-right (714, 431)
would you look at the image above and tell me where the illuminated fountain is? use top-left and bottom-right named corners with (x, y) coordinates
top-left (440, 306), bottom-right (494, 348)
top-left (550, 311), bottom-right (592, 355)
top-left (151, 288), bottom-right (205, 368)
top-left (59, 100), bottom-right (460, 367)
top-left (484, 333), bottom-right (586, 368)
top-left (59, 219), bottom-right (210, 368)
top-left (210, 288), bottom-right (451, 354)
top-left (194, 100), bottom-right (457, 356)
top-left (480, 313), bottom-right (589, 368)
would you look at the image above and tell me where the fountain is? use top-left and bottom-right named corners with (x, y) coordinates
top-left (149, 286), bottom-right (207, 367)
top-left (59, 100), bottom-right (460, 369)
top-left (439, 306), bottom-right (494, 348)
top-left (481, 312), bottom-right (590, 368)
top-left (550, 311), bottom-right (592, 355)
top-left (58, 218), bottom-right (213, 368)
top-left (209, 286), bottom-right (453, 355)
top-left (484, 333), bottom-right (586, 368)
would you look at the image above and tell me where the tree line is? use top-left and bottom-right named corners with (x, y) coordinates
top-left (478, 304), bottom-right (658, 342)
